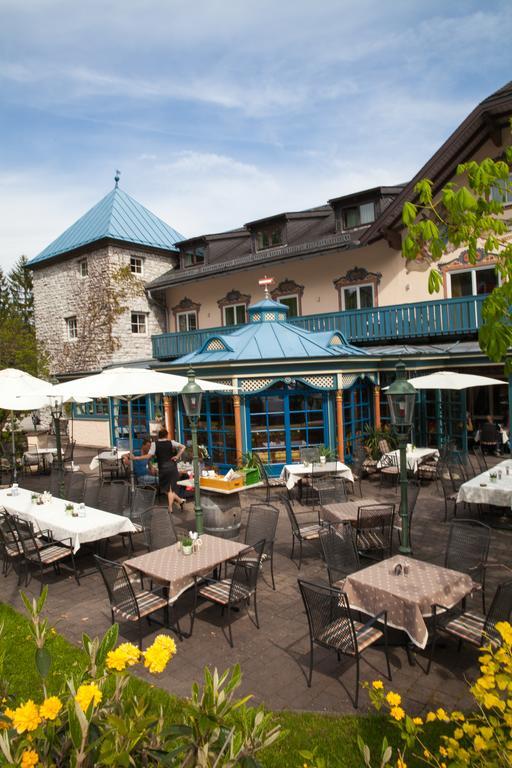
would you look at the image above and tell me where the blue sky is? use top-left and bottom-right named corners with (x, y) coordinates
top-left (1, 0), bottom-right (511, 271)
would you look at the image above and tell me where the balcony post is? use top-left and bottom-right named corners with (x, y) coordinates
top-left (373, 385), bottom-right (381, 429)
top-left (163, 396), bottom-right (175, 440)
top-left (335, 389), bottom-right (344, 462)
top-left (233, 394), bottom-right (243, 466)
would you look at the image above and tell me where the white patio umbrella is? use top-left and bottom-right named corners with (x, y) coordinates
top-left (52, 367), bottom-right (233, 489)
top-left (407, 371), bottom-right (503, 390)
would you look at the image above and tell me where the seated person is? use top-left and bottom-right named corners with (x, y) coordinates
top-left (125, 438), bottom-right (158, 485)
top-left (480, 415), bottom-right (501, 455)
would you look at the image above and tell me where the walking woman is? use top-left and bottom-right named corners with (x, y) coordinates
top-left (132, 428), bottom-right (186, 512)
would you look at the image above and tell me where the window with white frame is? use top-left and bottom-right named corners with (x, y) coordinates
top-left (183, 247), bottom-right (205, 268)
top-left (78, 259), bottom-right (88, 278)
top-left (131, 312), bottom-right (148, 334)
top-left (65, 316), bottom-right (78, 340)
top-left (341, 284), bottom-right (374, 310)
top-left (277, 294), bottom-right (299, 317)
top-left (448, 266), bottom-right (498, 298)
top-left (177, 311), bottom-right (198, 332)
top-left (490, 173), bottom-right (512, 204)
top-left (341, 202), bottom-right (375, 230)
top-left (130, 256), bottom-right (144, 275)
top-left (223, 304), bottom-right (246, 326)
top-left (255, 225), bottom-right (284, 251)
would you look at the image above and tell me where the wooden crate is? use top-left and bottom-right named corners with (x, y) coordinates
top-left (199, 474), bottom-right (244, 490)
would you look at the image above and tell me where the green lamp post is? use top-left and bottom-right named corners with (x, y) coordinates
top-left (386, 361), bottom-right (416, 555)
top-left (181, 369), bottom-right (204, 534)
top-left (50, 396), bottom-right (64, 472)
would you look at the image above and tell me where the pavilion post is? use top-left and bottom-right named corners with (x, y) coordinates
top-left (233, 394), bottom-right (243, 466)
top-left (335, 389), bottom-right (344, 462)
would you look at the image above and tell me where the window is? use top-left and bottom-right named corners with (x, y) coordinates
top-left (74, 398), bottom-right (109, 419)
top-left (449, 266), bottom-right (498, 298)
top-left (78, 259), bottom-right (88, 278)
top-left (131, 312), bottom-right (148, 334)
top-left (183, 247), bottom-right (205, 268)
top-left (278, 294), bottom-right (299, 317)
top-left (66, 316), bottom-right (78, 340)
top-left (224, 304), bottom-right (246, 326)
top-left (341, 284), bottom-right (374, 310)
top-left (130, 256), bottom-right (144, 275)
top-left (255, 226), bottom-right (283, 251)
top-left (177, 311), bottom-right (197, 332)
top-left (490, 173), bottom-right (512, 204)
top-left (342, 202), bottom-right (375, 230)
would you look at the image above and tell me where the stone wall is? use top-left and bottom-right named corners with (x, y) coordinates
top-left (32, 244), bottom-right (173, 376)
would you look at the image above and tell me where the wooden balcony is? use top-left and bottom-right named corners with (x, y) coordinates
top-left (152, 294), bottom-right (485, 360)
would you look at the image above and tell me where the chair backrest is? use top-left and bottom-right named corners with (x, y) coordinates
top-left (312, 475), bottom-right (347, 506)
top-left (298, 579), bottom-right (356, 653)
top-left (230, 540), bottom-right (266, 602)
top-left (9, 515), bottom-right (40, 561)
top-left (378, 438), bottom-right (391, 455)
top-left (98, 456), bottom-right (120, 481)
top-left (83, 477), bottom-right (100, 509)
top-left (355, 504), bottom-right (395, 556)
top-left (472, 446), bottom-right (488, 473)
top-left (281, 494), bottom-right (300, 536)
top-left (484, 579), bottom-right (512, 646)
top-left (445, 520), bottom-right (490, 582)
top-left (62, 440), bottom-right (76, 463)
top-left (130, 486), bottom-right (157, 519)
top-left (480, 421), bottom-right (499, 444)
top-left (253, 453), bottom-right (269, 485)
top-left (245, 504), bottom-right (279, 555)
top-left (64, 470), bottom-right (87, 503)
top-left (97, 480), bottom-right (130, 514)
top-left (141, 506), bottom-right (178, 550)
top-left (49, 469), bottom-right (66, 498)
top-left (0, 512), bottom-right (21, 556)
top-left (300, 447), bottom-right (320, 465)
top-left (319, 524), bottom-right (359, 586)
top-left (94, 555), bottom-right (138, 614)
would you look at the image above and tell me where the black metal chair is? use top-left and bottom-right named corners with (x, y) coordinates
top-left (347, 449), bottom-right (366, 496)
top-left (427, 579), bottom-right (512, 673)
top-left (439, 468), bottom-right (459, 521)
top-left (64, 470), bottom-right (87, 503)
top-left (300, 447), bottom-right (321, 464)
top-left (379, 453), bottom-right (399, 489)
top-left (445, 519), bottom-right (491, 613)
top-left (127, 486), bottom-right (157, 525)
top-left (94, 554), bottom-right (171, 649)
top-left (228, 503), bottom-right (280, 590)
top-left (83, 477), bottom-right (101, 509)
top-left (98, 453), bottom-right (121, 483)
top-left (62, 439), bottom-right (76, 470)
top-left (253, 453), bottom-right (283, 502)
top-left (22, 447), bottom-right (43, 476)
top-left (319, 524), bottom-right (360, 588)
top-left (298, 579), bottom-right (391, 708)
top-left (0, 512), bottom-right (22, 577)
top-left (193, 540), bottom-right (265, 647)
top-left (139, 506), bottom-right (178, 551)
top-left (355, 503), bottom-right (395, 561)
top-left (97, 480), bottom-right (130, 514)
top-left (394, 480), bottom-right (421, 551)
top-left (472, 445), bottom-right (488, 473)
top-left (311, 474), bottom-right (347, 511)
top-left (281, 494), bottom-right (324, 569)
top-left (11, 515), bottom-right (79, 592)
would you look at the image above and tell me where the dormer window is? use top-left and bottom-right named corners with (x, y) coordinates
top-left (183, 246), bottom-right (205, 268)
top-left (255, 225), bottom-right (283, 251)
top-left (341, 201), bottom-right (375, 230)
top-left (490, 173), bottom-right (512, 204)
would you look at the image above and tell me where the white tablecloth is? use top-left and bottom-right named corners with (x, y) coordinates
top-left (89, 450), bottom-right (130, 471)
top-left (377, 447), bottom-right (439, 473)
top-left (280, 461), bottom-right (354, 490)
top-left (457, 460), bottom-right (512, 507)
top-left (0, 487), bottom-right (136, 553)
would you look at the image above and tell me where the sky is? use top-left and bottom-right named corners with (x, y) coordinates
top-left (1, 0), bottom-right (511, 271)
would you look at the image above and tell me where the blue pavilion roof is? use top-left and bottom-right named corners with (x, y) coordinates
top-left (28, 186), bottom-right (184, 266)
top-left (173, 296), bottom-right (367, 364)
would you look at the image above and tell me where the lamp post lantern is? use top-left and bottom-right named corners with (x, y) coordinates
top-left (386, 361), bottom-right (416, 555)
top-left (181, 369), bottom-right (204, 534)
top-left (50, 396), bottom-right (64, 472)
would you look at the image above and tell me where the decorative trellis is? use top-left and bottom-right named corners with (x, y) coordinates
top-left (341, 372), bottom-right (377, 389)
top-left (301, 375), bottom-right (335, 390)
top-left (239, 378), bottom-right (274, 392)
top-left (205, 338), bottom-right (226, 351)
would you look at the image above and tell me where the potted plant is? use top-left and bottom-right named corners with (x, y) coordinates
top-left (237, 452), bottom-right (261, 485)
top-left (318, 446), bottom-right (335, 464)
top-left (181, 536), bottom-right (193, 555)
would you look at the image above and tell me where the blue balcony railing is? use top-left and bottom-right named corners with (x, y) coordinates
top-left (152, 294), bottom-right (486, 360)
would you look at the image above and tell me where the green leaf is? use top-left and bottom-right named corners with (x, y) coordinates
top-left (402, 201), bottom-right (417, 226)
top-left (427, 269), bottom-right (442, 294)
top-left (35, 646), bottom-right (51, 679)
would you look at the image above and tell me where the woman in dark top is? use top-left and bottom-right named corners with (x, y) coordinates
top-left (134, 428), bottom-right (185, 511)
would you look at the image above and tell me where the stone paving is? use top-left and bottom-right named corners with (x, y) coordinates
top-left (2, 448), bottom-right (512, 715)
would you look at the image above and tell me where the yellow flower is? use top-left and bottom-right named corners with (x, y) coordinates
top-left (439, 746), bottom-right (448, 757)
top-left (454, 728), bottom-right (464, 740)
top-left (152, 635), bottom-right (177, 655)
top-left (11, 701), bottom-right (41, 734)
top-left (372, 680), bottom-right (384, 690)
top-left (496, 621), bottom-right (512, 645)
top-left (396, 759), bottom-right (407, 768)
top-left (390, 706), bottom-right (405, 721)
top-left (39, 696), bottom-right (62, 721)
top-left (21, 749), bottom-right (39, 768)
top-left (473, 734), bottom-right (487, 752)
top-left (451, 710), bottom-right (465, 721)
top-left (423, 749), bottom-right (431, 758)
top-left (412, 716), bottom-right (423, 725)
top-left (75, 683), bottom-right (102, 712)
top-left (426, 712), bottom-right (436, 723)
top-left (3, 707), bottom-right (14, 720)
top-left (483, 692), bottom-right (505, 711)
top-left (436, 707), bottom-right (450, 722)
top-left (477, 675), bottom-right (495, 690)
top-left (106, 642), bottom-right (140, 671)
top-left (463, 722), bottom-right (477, 736)
top-left (386, 691), bottom-right (401, 707)
top-left (143, 636), bottom-right (176, 674)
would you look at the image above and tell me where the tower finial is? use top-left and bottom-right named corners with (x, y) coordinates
top-left (114, 169), bottom-right (121, 188)
top-left (258, 275), bottom-right (274, 299)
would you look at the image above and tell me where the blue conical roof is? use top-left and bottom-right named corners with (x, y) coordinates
top-left (28, 186), bottom-right (185, 266)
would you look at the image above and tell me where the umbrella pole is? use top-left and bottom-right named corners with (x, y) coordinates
top-left (11, 410), bottom-right (17, 482)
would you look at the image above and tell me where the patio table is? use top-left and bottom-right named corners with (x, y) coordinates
top-left (320, 498), bottom-right (380, 525)
top-left (377, 447), bottom-right (439, 473)
top-left (124, 533), bottom-right (247, 602)
top-left (89, 449), bottom-right (130, 471)
top-left (457, 459), bottom-right (512, 507)
top-left (343, 555), bottom-right (473, 648)
top-left (0, 486), bottom-right (136, 553)
top-left (24, 447), bottom-right (57, 473)
top-left (280, 461), bottom-right (354, 491)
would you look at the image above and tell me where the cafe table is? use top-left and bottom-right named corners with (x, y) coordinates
top-left (377, 447), bottom-right (439, 473)
top-left (280, 461), bottom-right (354, 491)
top-left (89, 449), bottom-right (130, 471)
top-left (0, 486), bottom-right (136, 553)
top-left (457, 459), bottom-right (512, 507)
top-left (343, 555), bottom-right (474, 649)
top-left (320, 498), bottom-right (381, 525)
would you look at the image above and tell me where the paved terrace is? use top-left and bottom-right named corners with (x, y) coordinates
top-left (2, 448), bottom-right (511, 716)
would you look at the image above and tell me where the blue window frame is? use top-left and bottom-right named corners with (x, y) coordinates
top-left (343, 379), bottom-right (373, 461)
top-left (73, 399), bottom-right (109, 419)
top-left (181, 395), bottom-right (237, 470)
top-left (110, 396), bottom-right (151, 451)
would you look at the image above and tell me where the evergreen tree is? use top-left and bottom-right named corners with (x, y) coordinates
top-left (8, 255), bottom-right (34, 325)
top-left (0, 266), bottom-right (10, 319)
